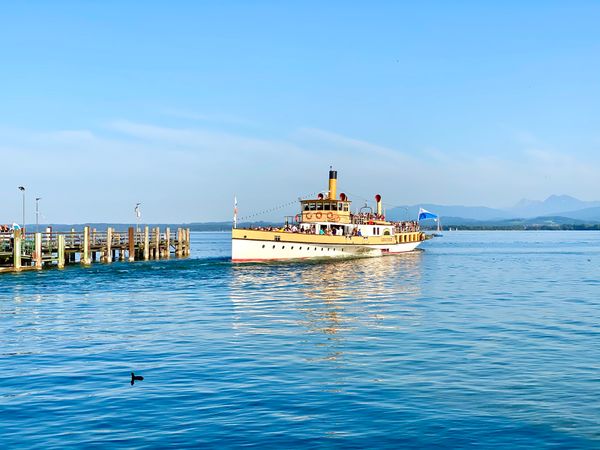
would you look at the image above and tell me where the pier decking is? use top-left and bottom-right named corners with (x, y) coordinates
top-left (0, 226), bottom-right (191, 274)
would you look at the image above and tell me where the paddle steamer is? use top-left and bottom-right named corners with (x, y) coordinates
top-left (231, 169), bottom-right (425, 262)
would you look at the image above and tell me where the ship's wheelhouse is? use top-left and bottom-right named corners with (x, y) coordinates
top-left (300, 198), bottom-right (352, 225)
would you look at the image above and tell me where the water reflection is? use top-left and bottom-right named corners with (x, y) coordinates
top-left (297, 252), bottom-right (423, 303)
top-left (231, 253), bottom-right (423, 302)
top-left (229, 253), bottom-right (424, 364)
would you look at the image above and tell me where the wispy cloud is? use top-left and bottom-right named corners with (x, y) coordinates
top-left (109, 120), bottom-right (306, 159)
top-left (296, 127), bottom-right (416, 164)
top-left (161, 108), bottom-right (257, 127)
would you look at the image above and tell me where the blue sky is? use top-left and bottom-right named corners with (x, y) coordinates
top-left (1, 1), bottom-right (599, 223)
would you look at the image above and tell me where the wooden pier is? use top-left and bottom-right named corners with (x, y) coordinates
top-left (0, 226), bottom-right (191, 274)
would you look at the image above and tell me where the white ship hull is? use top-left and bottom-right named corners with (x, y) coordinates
top-left (232, 238), bottom-right (422, 262)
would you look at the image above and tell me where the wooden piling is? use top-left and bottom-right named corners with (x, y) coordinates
top-left (82, 226), bottom-right (91, 265)
top-left (144, 226), bottom-right (150, 261)
top-left (128, 227), bottom-right (135, 262)
top-left (34, 233), bottom-right (42, 269)
top-left (165, 227), bottom-right (171, 259)
top-left (154, 227), bottom-right (160, 260)
top-left (106, 227), bottom-right (113, 263)
top-left (58, 234), bottom-right (65, 268)
top-left (13, 230), bottom-right (22, 270)
top-left (176, 228), bottom-right (183, 257)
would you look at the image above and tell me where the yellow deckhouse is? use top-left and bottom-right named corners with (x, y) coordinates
top-left (231, 169), bottom-right (425, 262)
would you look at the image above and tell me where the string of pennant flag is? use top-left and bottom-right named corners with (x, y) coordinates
top-left (235, 191), bottom-right (436, 222)
top-left (236, 191), bottom-right (325, 222)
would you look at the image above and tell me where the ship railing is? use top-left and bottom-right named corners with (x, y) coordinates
top-left (350, 213), bottom-right (387, 224)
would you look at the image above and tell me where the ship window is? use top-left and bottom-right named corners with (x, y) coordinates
top-left (316, 203), bottom-right (323, 211)
top-left (291, 246), bottom-right (294, 249)
top-left (321, 248), bottom-right (324, 251)
top-left (324, 203), bottom-right (331, 211)
top-left (282, 246), bottom-right (285, 249)
top-left (331, 202), bottom-right (337, 211)
top-left (338, 202), bottom-right (343, 211)
top-left (272, 245), bottom-right (276, 249)
top-left (303, 203), bottom-right (309, 211)
top-left (299, 247), bottom-right (302, 250)
top-left (344, 204), bottom-right (349, 211)
top-left (309, 203), bottom-right (316, 211)
top-left (262, 245), bottom-right (265, 248)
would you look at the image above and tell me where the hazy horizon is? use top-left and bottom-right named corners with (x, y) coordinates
top-left (2, 2), bottom-right (599, 224)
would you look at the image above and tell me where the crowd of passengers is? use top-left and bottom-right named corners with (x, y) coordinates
top-left (0, 224), bottom-right (14, 233)
top-left (394, 221), bottom-right (419, 232)
top-left (249, 224), bottom-right (357, 236)
top-left (248, 220), bottom-right (419, 235)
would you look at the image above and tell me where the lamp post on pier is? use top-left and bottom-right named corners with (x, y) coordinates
top-left (18, 186), bottom-right (25, 231)
top-left (36, 197), bottom-right (42, 232)
top-left (135, 203), bottom-right (142, 232)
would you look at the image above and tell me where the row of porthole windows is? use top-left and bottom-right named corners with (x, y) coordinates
top-left (262, 244), bottom-right (344, 252)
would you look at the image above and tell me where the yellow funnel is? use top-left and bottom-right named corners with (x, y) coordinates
top-left (328, 169), bottom-right (337, 200)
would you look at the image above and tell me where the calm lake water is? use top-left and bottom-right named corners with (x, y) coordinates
top-left (1, 231), bottom-right (599, 448)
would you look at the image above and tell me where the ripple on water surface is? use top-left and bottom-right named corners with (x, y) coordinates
top-left (1, 231), bottom-right (600, 448)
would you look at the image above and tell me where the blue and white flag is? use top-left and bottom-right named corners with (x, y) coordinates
top-left (418, 208), bottom-right (438, 221)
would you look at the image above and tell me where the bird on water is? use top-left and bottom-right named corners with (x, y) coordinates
top-left (131, 372), bottom-right (144, 385)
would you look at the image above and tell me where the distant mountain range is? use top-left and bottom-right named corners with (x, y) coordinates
top-left (386, 195), bottom-right (600, 226)
top-left (505, 195), bottom-right (600, 218)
